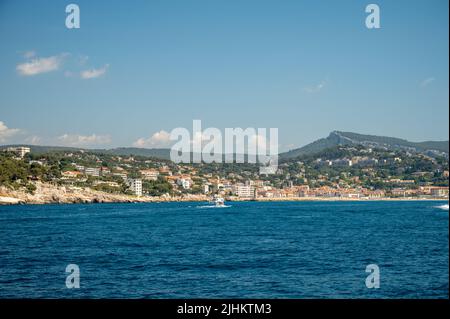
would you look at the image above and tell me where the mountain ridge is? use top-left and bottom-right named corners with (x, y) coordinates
top-left (1, 131), bottom-right (448, 160)
top-left (280, 131), bottom-right (449, 159)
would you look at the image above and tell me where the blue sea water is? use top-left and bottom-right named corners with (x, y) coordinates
top-left (0, 201), bottom-right (448, 298)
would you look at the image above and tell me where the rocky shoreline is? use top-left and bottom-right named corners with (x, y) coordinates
top-left (0, 182), bottom-right (209, 205)
top-left (1, 182), bottom-right (447, 206)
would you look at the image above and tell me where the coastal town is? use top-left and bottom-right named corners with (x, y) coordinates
top-left (0, 144), bottom-right (449, 205)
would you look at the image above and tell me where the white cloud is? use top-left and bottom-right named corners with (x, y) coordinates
top-left (16, 55), bottom-right (65, 76)
top-left (57, 134), bottom-right (111, 147)
top-left (133, 130), bottom-right (172, 148)
top-left (303, 79), bottom-right (327, 94)
top-left (17, 52), bottom-right (109, 80)
top-left (80, 64), bottom-right (109, 79)
top-left (0, 121), bottom-right (20, 142)
top-left (420, 77), bottom-right (435, 88)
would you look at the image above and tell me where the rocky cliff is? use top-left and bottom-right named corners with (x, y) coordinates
top-left (0, 182), bottom-right (208, 205)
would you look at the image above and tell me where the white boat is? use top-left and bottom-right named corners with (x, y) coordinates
top-left (214, 197), bottom-right (225, 207)
top-left (209, 195), bottom-right (225, 207)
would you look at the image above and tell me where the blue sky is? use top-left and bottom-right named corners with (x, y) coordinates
top-left (0, 0), bottom-right (448, 150)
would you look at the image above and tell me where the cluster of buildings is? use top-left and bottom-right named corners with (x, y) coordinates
top-left (57, 156), bottom-right (450, 199)
top-left (315, 156), bottom-right (397, 167)
top-left (7, 147), bottom-right (448, 200)
top-left (391, 186), bottom-right (449, 198)
top-left (58, 158), bottom-right (186, 197)
top-left (60, 161), bottom-right (146, 196)
top-left (255, 185), bottom-right (386, 199)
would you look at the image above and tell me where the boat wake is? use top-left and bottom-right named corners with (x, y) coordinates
top-left (435, 204), bottom-right (449, 211)
top-left (196, 205), bottom-right (232, 209)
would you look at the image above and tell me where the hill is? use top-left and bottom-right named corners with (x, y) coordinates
top-left (0, 145), bottom-right (172, 160)
top-left (2, 131), bottom-right (448, 161)
top-left (280, 131), bottom-right (449, 159)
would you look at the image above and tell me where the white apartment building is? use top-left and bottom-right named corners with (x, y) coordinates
top-left (140, 169), bottom-right (159, 181)
top-left (232, 183), bottom-right (256, 198)
top-left (177, 178), bottom-right (192, 190)
top-left (85, 167), bottom-right (100, 177)
top-left (431, 187), bottom-right (449, 197)
top-left (127, 178), bottom-right (142, 196)
top-left (5, 146), bottom-right (31, 158)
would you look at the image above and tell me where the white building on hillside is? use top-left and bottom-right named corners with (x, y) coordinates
top-left (85, 167), bottom-right (100, 177)
top-left (140, 169), bottom-right (159, 181)
top-left (4, 146), bottom-right (31, 158)
top-left (127, 178), bottom-right (142, 196)
top-left (232, 183), bottom-right (255, 198)
top-left (177, 178), bottom-right (192, 190)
